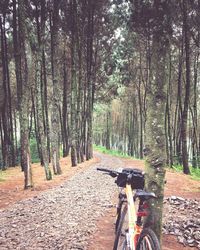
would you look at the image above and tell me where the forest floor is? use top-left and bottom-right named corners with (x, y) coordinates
top-left (0, 152), bottom-right (200, 250)
top-left (0, 156), bottom-right (99, 209)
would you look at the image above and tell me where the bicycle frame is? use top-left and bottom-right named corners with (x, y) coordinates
top-left (125, 184), bottom-right (142, 250)
top-left (97, 167), bottom-right (159, 250)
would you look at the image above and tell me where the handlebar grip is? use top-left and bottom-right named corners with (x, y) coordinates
top-left (96, 167), bottom-right (118, 177)
top-left (96, 167), bottom-right (111, 173)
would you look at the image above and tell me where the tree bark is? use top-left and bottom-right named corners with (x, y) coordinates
top-left (143, 0), bottom-right (170, 242)
top-left (181, 0), bottom-right (191, 174)
top-left (62, 50), bottom-right (70, 157)
top-left (86, 0), bottom-right (95, 160)
top-left (13, 0), bottom-right (34, 189)
top-left (70, 0), bottom-right (78, 167)
top-left (50, 0), bottom-right (62, 174)
top-left (33, 0), bottom-right (52, 180)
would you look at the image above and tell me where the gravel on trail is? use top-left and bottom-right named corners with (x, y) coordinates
top-left (163, 196), bottom-right (200, 249)
top-left (0, 153), bottom-right (124, 250)
top-left (1, 153), bottom-right (200, 250)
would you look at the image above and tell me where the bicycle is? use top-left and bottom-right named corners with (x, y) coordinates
top-left (97, 167), bottom-right (161, 250)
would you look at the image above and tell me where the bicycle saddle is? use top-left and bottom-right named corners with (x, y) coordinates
top-left (134, 190), bottom-right (156, 200)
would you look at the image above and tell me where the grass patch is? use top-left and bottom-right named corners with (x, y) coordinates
top-left (30, 138), bottom-right (40, 163)
top-left (31, 158), bottom-right (40, 164)
top-left (93, 145), bottom-right (132, 158)
top-left (172, 164), bottom-right (200, 181)
top-left (0, 170), bottom-right (7, 182)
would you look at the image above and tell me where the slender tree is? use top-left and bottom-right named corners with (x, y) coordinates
top-left (33, 0), bottom-right (52, 180)
top-left (50, 0), bottom-right (62, 174)
top-left (180, 0), bottom-right (191, 174)
top-left (13, 0), bottom-right (33, 188)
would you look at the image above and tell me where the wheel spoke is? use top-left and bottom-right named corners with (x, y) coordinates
top-left (143, 236), bottom-right (153, 250)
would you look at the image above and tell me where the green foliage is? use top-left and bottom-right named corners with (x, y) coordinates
top-left (190, 168), bottom-right (200, 181)
top-left (93, 144), bottom-right (131, 158)
top-left (30, 138), bottom-right (40, 163)
top-left (172, 165), bottom-right (200, 180)
top-left (171, 164), bottom-right (184, 173)
top-left (0, 170), bottom-right (6, 182)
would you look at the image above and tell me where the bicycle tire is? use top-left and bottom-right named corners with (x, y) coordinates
top-left (136, 228), bottom-right (161, 250)
top-left (113, 205), bottom-right (129, 250)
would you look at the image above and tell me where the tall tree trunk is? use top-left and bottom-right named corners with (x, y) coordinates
top-left (76, 29), bottom-right (84, 163)
top-left (191, 52), bottom-right (199, 167)
top-left (174, 44), bottom-right (183, 165)
top-left (181, 0), bottom-right (191, 174)
top-left (138, 52), bottom-right (143, 159)
top-left (165, 52), bottom-right (173, 167)
top-left (42, 50), bottom-right (51, 163)
top-left (33, 0), bottom-right (52, 180)
top-left (144, 0), bottom-right (170, 242)
top-left (62, 50), bottom-right (70, 157)
top-left (50, 0), bottom-right (62, 174)
top-left (35, 52), bottom-right (52, 180)
top-left (13, 0), bottom-right (33, 188)
top-left (0, 16), bottom-right (9, 169)
top-left (31, 91), bottom-right (42, 163)
top-left (86, 0), bottom-right (95, 160)
top-left (0, 15), bottom-right (16, 167)
top-left (70, 0), bottom-right (78, 167)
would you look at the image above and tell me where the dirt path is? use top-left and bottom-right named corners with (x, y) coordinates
top-left (0, 152), bottom-right (200, 250)
top-left (0, 156), bottom-right (99, 209)
top-left (0, 153), bottom-right (125, 249)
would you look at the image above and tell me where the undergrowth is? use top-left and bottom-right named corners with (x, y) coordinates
top-left (30, 138), bottom-right (40, 163)
top-left (94, 145), bottom-right (200, 181)
top-left (172, 164), bottom-right (200, 180)
top-left (93, 145), bottom-right (133, 158)
top-left (0, 170), bottom-right (6, 182)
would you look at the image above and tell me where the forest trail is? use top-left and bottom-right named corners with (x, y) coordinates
top-left (0, 157), bottom-right (99, 210)
top-left (0, 152), bottom-right (200, 250)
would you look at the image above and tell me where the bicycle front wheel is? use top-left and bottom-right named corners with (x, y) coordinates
top-left (136, 228), bottom-right (161, 250)
top-left (113, 205), bottom-right (129, 250)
